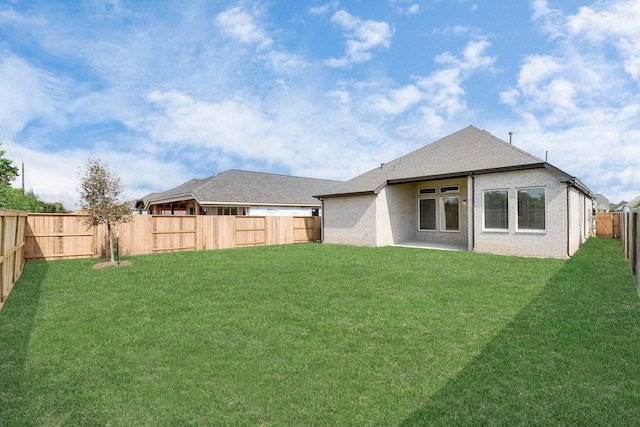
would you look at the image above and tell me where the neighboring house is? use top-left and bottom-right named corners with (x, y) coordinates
top-left (315, 125), bottom-right (594, 258)
top-left (133, 193), bottom-right (161, 214)
top-left (140, 169), bottom-right (341, 217)
top-left (615, 196), bottom-right (640, 212)
top-left (594, 194), bottom-right (610, 212)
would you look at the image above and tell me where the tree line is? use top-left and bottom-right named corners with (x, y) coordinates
top-left (0, 147), bottom-right (69, 213)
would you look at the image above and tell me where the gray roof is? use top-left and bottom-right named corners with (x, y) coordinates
top-left (317, 125), bottom-right (590, 198)
top-left (594, 193), bottom-right (610, 207)
top-left (148, 169), bottom-right (342, 207)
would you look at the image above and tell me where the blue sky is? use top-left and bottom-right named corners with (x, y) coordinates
top-left (1, 0), bottom-right (639, 209)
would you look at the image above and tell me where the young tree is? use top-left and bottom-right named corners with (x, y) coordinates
top-left (78, 158), bottom-right (132, 263)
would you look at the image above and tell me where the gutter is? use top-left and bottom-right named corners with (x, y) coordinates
top-left (314, 190), bottom-right (377, 199)
top-left (386, 163), bottom-right (547, 186)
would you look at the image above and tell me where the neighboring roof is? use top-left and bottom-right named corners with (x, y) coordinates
top-left (594, 193), bottom-right (610, 207)
top-left (617, 195), bottom-right (640, 210)
top-left (147, 169), bottom-right (342, 207)
top-left (317, 125), bottom-right (592, 198)
top-left (135, 192), bottom-right (162, 208)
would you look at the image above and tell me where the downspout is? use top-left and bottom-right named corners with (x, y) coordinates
top-left (566, 183), bottom-right (571, 258)
top-left (320, 198), bottom-right (325, 243)
top-left (470, 173), bottom-right (475, 251)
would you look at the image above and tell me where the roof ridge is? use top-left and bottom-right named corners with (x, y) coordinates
top-left (217, 169), bottom-right (341, 182)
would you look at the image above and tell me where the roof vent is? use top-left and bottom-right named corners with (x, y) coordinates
top-left (508, 131), bottom-right (513, 144)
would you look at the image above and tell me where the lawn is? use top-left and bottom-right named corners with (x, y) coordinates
top-left (1, 238), bottom-right (638, 426)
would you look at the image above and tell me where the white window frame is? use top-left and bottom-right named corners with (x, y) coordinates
top-left (483, 189), bottom-right (509, 231)
top-left (440, 196), bottom-right (460, 232)
top-left (418, 187), bottom-right (436, 195)
top-left (439, 185), bottom-right (460, 194)
top-left (516, 187), bottom-right (546, 232)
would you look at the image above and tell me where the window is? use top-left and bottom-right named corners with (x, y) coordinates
top-left (441, 197), bottom-right (460, 231)
top-left (418, 187), bottom-right (436, 195)
top-left (484, 190), bottom-right (508, 230)
top-left (216, 206), bottom-right (244, 215)
top-left (419, 198), bottom-right (437, 230)
top-left (517, 188), bottom-right (545, 230)
top-left (440, 185), bottom-right (459, 193)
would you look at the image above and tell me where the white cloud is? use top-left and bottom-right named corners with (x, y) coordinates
top-left (435, 39), bottom-right (495, 72)
top-left (496, 1), bottom-right (640, 202)
top-left (308, 2), bottom-right (339, 16)
top-left (368, 85), bottom-right (423, 115)
top-left (0, 55), bottom-right (63, 136)
top-left (215, 6), bottom-right (272, 49)
top-left (567, 0), bottom-right (640, 81)
top-left (325, 10), bottom-right (393, 67)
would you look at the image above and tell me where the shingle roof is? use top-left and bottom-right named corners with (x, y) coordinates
top-left (149, 169), bottom-right (342, 206)
top-left (317, 125), bottom-right (551, 197)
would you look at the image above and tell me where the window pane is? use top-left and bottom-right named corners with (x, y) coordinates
top-left (484, 190), bottom-right (508, 229)
top-left (419, 198), bottom-right (436, 230)
top-left (518, 188), bottom-right (545, 230)
top-left (440, 186), bottom-right (459, 193)
top-left (442, 197), bottom-right (459, 231)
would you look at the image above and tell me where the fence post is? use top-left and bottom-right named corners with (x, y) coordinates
top-left (635, 212), bottom-right (640, 294)
top-left (630, 212), bottom-right (637, 275)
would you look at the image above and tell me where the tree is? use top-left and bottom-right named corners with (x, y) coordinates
top-left (78, 158), bottom-right (131, 263)
top-left (0, 147), bottom-right (19, 186)
top-left (0, 186), bottom-right (43, 212)
top-left (40, 201), bottom-right (69, 213)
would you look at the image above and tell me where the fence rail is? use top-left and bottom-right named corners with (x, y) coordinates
top-left (25, 214), bottom-right (321, 261)
top-left (0, 209), bottom-right (28, 309)
top-left (618, 211), bottom-right (640, 294)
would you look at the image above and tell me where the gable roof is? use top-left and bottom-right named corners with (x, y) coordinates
top-left (594, 193), bottom-right (609, 207)
top-left (147, 169), bottom-right (342, 207)
top-left (317, 125), bottom-right (591, 198)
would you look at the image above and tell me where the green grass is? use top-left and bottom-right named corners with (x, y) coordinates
top-left (1, 239), bottom-right (638, 426)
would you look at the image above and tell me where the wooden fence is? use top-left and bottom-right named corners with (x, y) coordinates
top-left (25, 214), bottom-right (321, 261)
top-left (595, 212), bottom-right (621, 238)
top-left (619, 211), bottom-right (639, 294)
top-left (0, 209), bottom-right (28, 310)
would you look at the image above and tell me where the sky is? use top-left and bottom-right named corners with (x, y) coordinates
top-left (1, 0), bottom-right (639, 210)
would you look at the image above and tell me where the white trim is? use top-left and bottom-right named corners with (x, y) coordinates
top-left (482, 188), bottom-right (509, 231)
top-left (516, 186), bottom-right (547, 232)
top-left (418, 187), bottom-right (436, 195)
top-left (418, 197), bottom-right (437, 231)
top-left (439, 185), bottom-right (460, 194)
top-left (440, 196), bottom-right (460, 232)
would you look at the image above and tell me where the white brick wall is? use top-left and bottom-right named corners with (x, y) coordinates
top-left (323, 168), bottom-right (591, 258)
top-left (323, 194), bottom-right (378, 246)
top-left (473, 169), bottom-right (570, 258)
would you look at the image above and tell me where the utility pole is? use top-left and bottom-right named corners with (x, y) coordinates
top-left (22, 162), bottom-right (24, 191)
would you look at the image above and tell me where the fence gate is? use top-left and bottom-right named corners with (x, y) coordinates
top-left (596, 212), bottom-right (621, 238)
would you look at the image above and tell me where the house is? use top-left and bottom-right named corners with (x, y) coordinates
top-left (593, 193), bottom-right (610, 212)
top-left (315, 126), bottom-right (594, 258)
top-left (614, 196), bottom-right (640, 212)
top-left (140, 169), bottom-right (342, 217)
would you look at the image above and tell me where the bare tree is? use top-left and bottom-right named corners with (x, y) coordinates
top-left (78, 158), bottom-right (132, 263)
